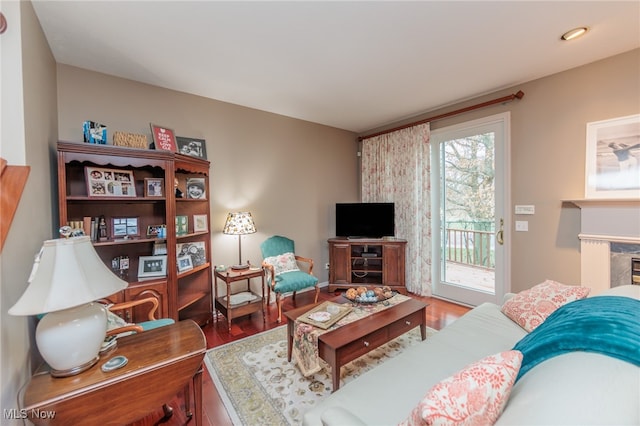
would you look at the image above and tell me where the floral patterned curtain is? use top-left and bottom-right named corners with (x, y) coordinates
top-left (361, 123), bottom-right (432, 296)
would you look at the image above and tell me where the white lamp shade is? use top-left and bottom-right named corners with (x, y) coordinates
top-left (9, 236), bottom-right (128, 315)
top-left (36, 303), bottom-right (107, 372)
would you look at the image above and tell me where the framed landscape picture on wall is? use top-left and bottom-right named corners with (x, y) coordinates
top-left (585, 114), bottom-right (640, 199)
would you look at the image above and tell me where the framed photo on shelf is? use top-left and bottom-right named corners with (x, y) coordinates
top-left (177, 255), bottom-right (194, 273)
top-left (147, 224), bottom-right (166, 238)
top-left (153, 242), bottom-right (167, 255)
top-left (185, 178), bottom-right (206, 199)
top-left (112, 217), bottom-right (139, 238)
top-left (150, 123), bottom-right (177, 152)
top-left (85, 167), bottom-right (136, 197)
top-left (137, 255), bottom-right (168, 278)
top-left (176, 136), bottom-right (207, 159)
top-left (111, 255), bottom-right (129, 280)
top-left (193, 214), bottom-right (208, 232)
top-left (176, 241), bottom-right (206, 267)
top-left (175, 215), bottom-right (188, 235)
top-left (144, 178), bottom-right (164, 197)
top-left (585, 113), bottom-right (640, 199)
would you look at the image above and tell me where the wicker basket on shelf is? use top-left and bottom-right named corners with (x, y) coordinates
top-left (113, 131), bottom-right (148, 149)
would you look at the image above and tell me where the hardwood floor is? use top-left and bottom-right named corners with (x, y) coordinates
top-left (130, 288), bottom-right (470, 426)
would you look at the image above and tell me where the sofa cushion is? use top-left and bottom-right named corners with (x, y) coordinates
top-left (496, 352), bottom-right (640, 426)
top-left (320, 407), bottom-right (366, 426)
top-left (501, 279), bottom-right (589, 332)
top-left (401, 351), bottom-right (522, 426)
top-left (273, 270), bottom-right (318, 293)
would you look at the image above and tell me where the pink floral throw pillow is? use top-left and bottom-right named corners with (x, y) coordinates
top-left (501, 279), bottom-right (590, 332)
top-left (263, 252), bottom-right (299, 275)
top-left (400, 351), bottom-right (523, 426)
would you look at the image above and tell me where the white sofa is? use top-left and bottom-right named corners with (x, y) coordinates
top-left (302, 285), bottom-right (640, 426)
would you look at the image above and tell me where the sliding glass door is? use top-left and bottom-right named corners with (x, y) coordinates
top-left (430, 113), bottom-right (510, 306)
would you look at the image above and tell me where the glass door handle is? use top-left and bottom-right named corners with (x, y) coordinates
top-left (496, 218), bottom-right (504, 246)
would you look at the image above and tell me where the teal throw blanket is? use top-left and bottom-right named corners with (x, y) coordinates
top-left (513, 296), bottom-right (640, 381)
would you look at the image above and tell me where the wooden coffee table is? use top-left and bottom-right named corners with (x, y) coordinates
top-left (284, 296), bottom-right (428, 392)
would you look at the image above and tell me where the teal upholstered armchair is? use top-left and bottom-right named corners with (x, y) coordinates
top-left (260, 235), bottom-right (319, 322)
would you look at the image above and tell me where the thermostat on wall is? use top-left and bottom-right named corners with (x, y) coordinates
top-left (515, 205), bottom-right (535, 215)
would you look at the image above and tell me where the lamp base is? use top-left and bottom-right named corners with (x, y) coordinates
top-left (231, 264), bottom-right (250, 271)
top-left (50, 355), bottom-right (100, 378)
top-left (36, 303), bottom-right (107, 377)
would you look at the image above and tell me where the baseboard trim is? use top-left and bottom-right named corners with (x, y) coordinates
top-left (430, 294), bottom-right (474, 308)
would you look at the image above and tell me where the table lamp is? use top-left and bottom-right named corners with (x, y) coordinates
top-left (9, 235), bottom-right (127, 377)
top-left (222, 211), bottom-right (256, 270)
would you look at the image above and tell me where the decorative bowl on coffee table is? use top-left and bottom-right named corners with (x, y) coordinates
top-left (343, 285), bottom-right (396, 304)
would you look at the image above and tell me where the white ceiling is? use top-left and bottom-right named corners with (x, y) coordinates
top-left (31, 1), bottom-right (640, 133)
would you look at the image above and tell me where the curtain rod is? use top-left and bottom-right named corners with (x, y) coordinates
top-left (358, 90), bottom-right (525, 141)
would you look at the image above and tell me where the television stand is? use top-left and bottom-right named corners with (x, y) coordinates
top-left (327, 237), bottom-right (407, 293)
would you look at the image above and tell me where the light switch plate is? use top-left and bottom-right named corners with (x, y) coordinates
top-left (515, 221), bottom-right (529, 231)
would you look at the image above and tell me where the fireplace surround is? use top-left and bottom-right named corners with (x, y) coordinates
top-left (567, 199), bottom-right (640, 294)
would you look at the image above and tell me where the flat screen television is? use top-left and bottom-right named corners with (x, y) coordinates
top-left (335, 202), bottom-right (395, 238)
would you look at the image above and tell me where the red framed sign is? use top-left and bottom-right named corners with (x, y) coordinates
top-left (150, 123), bottom-right (177, 152)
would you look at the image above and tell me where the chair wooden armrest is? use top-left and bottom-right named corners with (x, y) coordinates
top-left (295, 255), bottom-right (314, 274)
top-left (103, 297), bottom-right (178, 421)
top-left (106, 324), bottom-right (144, 337)
top-left (108, 297), bottom-right (159, 321)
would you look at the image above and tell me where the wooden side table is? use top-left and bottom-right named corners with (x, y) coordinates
top-left (22, 320), bottom-right (206, 425)
top-left (214, 266), bottom-right (265, 331)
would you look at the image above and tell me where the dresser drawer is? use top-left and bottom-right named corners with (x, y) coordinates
top-left (388, 310), bottom-right (423, 339)
top-left (337, 328), bottom-right (388, 364)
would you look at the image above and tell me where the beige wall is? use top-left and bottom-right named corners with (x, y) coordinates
top-left (361, 49), bottom-right (640, 293)
top-left (56, 65), bottom-right (360, 288)
top-left (3, 1), bottom-right (638, 411)
top-left (1, 0), bottom-right (57, 420)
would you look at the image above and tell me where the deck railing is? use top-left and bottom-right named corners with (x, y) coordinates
top-left (445, 227), bottom-right (495, 269)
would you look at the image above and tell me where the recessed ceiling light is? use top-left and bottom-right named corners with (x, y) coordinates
top-left (561, 27), bottom-right (589, 41)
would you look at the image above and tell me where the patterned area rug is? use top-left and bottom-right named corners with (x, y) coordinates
top-left (204, 324), bottom-right (437, 425)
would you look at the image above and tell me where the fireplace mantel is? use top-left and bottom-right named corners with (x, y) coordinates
top-left (565, 198), bottom-right (640, 208)
top-left (564, 198), bottom-right (640, 294)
